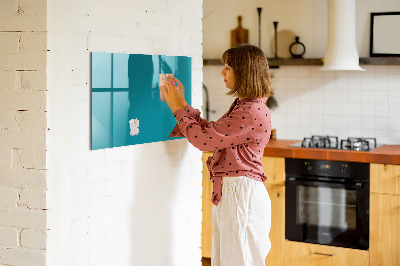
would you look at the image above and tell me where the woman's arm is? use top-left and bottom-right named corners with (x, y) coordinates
top-left (163, 76), bottom-right (211, 137)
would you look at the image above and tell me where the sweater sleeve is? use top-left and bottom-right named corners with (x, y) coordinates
top-left (168, 104), bottom-right (210, 138)
top-left (172, 106), bottom-right (256, 152)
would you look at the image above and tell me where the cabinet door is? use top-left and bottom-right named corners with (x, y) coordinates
top-left (261, 156), bottom-right (285, 185)
top-left (284, 241), bottom-right (369, 266)
top-left (370, 163), bottom-right (400, 195)
top-left (202, 152), bottom-right (213, 258)
top-left (370, 193), bottom-right (400, 266)
top-left (264, 184), bottom-right (284, 266)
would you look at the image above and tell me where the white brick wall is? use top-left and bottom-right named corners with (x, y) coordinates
top-left (47, 1), bottom-right (203, 266)
top-left (0, 0), bottom-right (48, 265)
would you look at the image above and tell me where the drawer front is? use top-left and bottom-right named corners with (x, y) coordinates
top-left (284, 241), bottom-right (369, 266)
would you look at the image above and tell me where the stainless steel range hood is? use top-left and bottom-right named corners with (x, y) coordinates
top-left (320, 0), bottom-right (365, 71)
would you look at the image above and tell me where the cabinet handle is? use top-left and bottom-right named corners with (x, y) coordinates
top-left (314, 252), bottom-right (335, 257)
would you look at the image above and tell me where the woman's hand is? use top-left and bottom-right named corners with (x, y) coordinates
top-left (169, 76), bottom-right (187, 107)
top-left (161, 77), bottom-right (184, 113)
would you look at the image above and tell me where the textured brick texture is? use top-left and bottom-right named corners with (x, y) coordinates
top-left (0, 0), bottom-right (48, 265)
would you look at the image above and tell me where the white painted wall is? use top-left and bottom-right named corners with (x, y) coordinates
top-left (203, 0), bottom-right (400, 144)
top-left (203, 0), bottom-right (400, 58)
top-left (0, 0), bottom-right (48, 265)
top-left (46, 1), bottom-right (203, 266)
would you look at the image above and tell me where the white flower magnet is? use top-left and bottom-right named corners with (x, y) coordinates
top-left (129, 118), bottom-right (139, 136)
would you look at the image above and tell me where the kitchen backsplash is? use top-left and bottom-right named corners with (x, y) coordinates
top-left (203, 65), bottom-right (400, 144)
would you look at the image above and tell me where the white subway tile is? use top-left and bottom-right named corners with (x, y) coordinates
top-left (375, 104), bottom-right (389, 117)
top-left (335, 116), bottom-right (348, 129)
top-left (323, 115), bottom-right (336, 130)
top-left (336, 90), bottom-right (349, 103)
top-left (374, 65), bottom-right (388, 77)
top-left (374, 90), bottom-right (388, 104)
top-left (388, 117), bottom-right (400, 131)
top-left (348, 90), bottom-right (362, 103)
top-left (348, 72), bottom-right (362, 90)
top-left (374, 130), bottom-right (389, 144)
top-left (285, 66), bottom-right (298, 77)
top-left (388, 91), bottom-right (400, 104)
top-left (335, 72), bottom-right (348, 90)
top-left (374, 78), bottom-right (388, 92)
top-left (298, 67), bottom-right (311, 78)
top-left (361, 90), bottom-right (374, 104)
top-left (375, 117), bottom-right (389, 130)
top-left (348, 128), bottom-right (362, 137)
top-left (348, 116), bottom-right (362, 129)
top-left (336, 103), bottom-right (349, 116)
top-left (389, 104), bottom-right (400, 117)
top-left (362, 116), bottom-right (375, 130)
top-left (323, 103), bottom-right (336, 116)
top-left (361, 128), bottom-right (375, 138)
top-left (388, 76), bottom-right (400, 91)
top-left (388, 131), bottom-right (400, 143)
top-left (361, 103), bottom-right (374, 117)
top-left (322, 70), bottom-right (335, 78)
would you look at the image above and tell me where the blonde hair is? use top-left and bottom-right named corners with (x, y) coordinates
top-left (221, 44), bottom-right (273, 99)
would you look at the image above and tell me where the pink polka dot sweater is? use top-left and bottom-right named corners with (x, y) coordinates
top-left (168, 97), bottom-right (272, 206)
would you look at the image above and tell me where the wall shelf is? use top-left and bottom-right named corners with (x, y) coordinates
top-left (203, 57), bottom-right (400, 67)
top-left (359, 57), bottom-right (400, 65)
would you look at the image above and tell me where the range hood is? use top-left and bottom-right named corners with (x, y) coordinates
top-left (320, 0), bottom-right (365, 71)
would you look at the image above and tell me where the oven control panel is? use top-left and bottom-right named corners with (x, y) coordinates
top-left (286, 158), bottom-right (369, 180)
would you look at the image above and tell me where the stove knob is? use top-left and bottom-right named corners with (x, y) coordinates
top-left (340, 164), bottom-right (347, 174)
top-left (305, 162), bottom-right (312, 171)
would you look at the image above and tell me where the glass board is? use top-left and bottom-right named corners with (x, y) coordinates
top-left (91, 52), bottom-right (192, 150)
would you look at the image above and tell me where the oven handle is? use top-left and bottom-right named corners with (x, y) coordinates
top-left (286, 177), bottom-right (364, 189)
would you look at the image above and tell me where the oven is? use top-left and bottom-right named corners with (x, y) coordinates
top-left (285, 158), bottom-right (370, 250)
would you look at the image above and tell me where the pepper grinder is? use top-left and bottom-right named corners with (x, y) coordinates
top-left (257, 8), bottom-right (262, 48)
top-left (273, 21), bottom-right (279, 58)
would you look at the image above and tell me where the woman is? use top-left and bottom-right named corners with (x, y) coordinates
top-left (161, 44), bottom-right (273, 266)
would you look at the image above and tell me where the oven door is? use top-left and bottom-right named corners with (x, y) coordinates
top-left (285, 177), bottom-right (369, 250)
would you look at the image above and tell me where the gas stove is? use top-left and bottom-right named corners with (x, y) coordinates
top-left (289, 135), bottom-right (381, 151)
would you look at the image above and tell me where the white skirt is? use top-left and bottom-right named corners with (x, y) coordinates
top-left (212, 176), bottom-right (271, 266)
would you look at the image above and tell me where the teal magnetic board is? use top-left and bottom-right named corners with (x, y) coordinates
top-left (90, 52), bottom-right (192, 150)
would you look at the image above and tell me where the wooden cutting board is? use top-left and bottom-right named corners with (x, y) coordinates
top-left (231, 16), bottom-right (249, 48)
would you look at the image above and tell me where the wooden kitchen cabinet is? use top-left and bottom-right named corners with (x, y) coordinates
top-left (261, 156), bottom-right (285, 186)
top-left (201, 154), bottom-right (286, 266)
top-left (284, 241), bottom-right (369, 266)
top-left (370, 163), bottom-right (400, 195)
top-left (262, 156), bottom-right (285, 266)
top-left (370, 193), bottom-right (400, 266)
top-left (370, 163), bottom-right (400, 266)
top-left (264, 184), bottom-right (285, 266)
top-left (202, 152), bottom-right (213, 258)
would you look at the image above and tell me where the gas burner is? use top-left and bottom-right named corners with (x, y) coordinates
top-left (301, 135), bottom-right (339, 149)
top-left (290, 136), bottom-right (380, 151)
top-left (340, 137), bottom-right (377, 151)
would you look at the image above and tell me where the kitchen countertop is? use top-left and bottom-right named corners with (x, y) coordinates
top-left (263, 139), bottom-right (400, 165)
